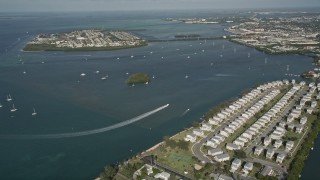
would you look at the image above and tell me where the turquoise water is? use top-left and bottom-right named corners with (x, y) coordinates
top-left (0, 11), bottom-right (315, 179)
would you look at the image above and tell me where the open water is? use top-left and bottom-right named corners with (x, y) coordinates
top-left (0, 10), bottom-right (315, 179)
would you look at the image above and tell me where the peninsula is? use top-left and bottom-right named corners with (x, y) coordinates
top-left (99, 80), bottom-right (320, 180)
top-left (23, 30), bottom-right (147, 51)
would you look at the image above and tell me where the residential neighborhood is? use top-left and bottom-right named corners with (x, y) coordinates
top-left (110, 80), bottom-right (320, 180)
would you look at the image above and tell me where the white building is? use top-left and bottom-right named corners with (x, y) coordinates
top-left (208, 148), bottom-right (223, 156)
top-left (254, 146), bottom-right (263, 156)
top-left (264, 137), bottom-right (271, 146)
top-left (193, 129), bottom-right (204, 137)
top-left (184, 134), bottom-right (197, 142)
top-left (285, 141), bottom-right (294, 152)
top-left (214, 153), bottom-right (230, 162)
top-left (244, 162), bottom-right (253, 171)
top-left (231, 159), bottom-right (242, 172)
top-left (154, 172), bottom-right (170, 180)
top-left (226, 143), bottom-right (240, 151)
top-left (276, 153), bottom-right (286, 164)
top-left (266, 149), bottom-right (275, 159)
top-left (274, 140), bottom-right (282, 149)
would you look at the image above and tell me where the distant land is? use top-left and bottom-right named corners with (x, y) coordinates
top-left (23, 29), bottom-right (147, 51)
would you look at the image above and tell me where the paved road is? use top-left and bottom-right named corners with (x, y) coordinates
top-left (191, 88), bottom-right (278, 163)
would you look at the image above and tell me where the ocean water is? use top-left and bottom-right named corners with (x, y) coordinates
top-left (0, 11), bottom-right (315, 179)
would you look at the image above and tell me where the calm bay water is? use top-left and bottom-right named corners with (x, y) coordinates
top-left (0, 11), bottom-right (316, 179)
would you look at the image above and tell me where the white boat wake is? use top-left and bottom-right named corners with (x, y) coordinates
top-left (0, 104), bottom-right (169, 140)
top-left (180, 108), bottom-right (190, 117)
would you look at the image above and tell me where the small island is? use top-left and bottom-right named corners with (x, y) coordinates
top-left (127, 73), bottom-right (151, 85)
top-left (23, 29), bottom-right (147, 51)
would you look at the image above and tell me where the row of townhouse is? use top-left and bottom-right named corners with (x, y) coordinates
top-left (208, 81), bottom-right (284, 126)
top-left (228, 90), bottom-right (281, 149)
top-left (254, 145), bottom-right (291, 163)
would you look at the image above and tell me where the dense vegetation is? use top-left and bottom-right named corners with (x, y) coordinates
top-left (99, 165), bottom-right (118, 180)
top-left (127, 73), bottom-right (151, 85)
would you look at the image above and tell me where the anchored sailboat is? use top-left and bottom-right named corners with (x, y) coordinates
top-left (10, 104), bottom-right (17, 112)
top-left (6, 94), bottom-right (13, 102)
top-left (32, 108), bottom-right (37, 116)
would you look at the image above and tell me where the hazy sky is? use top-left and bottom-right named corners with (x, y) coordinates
top-left (1, 0), bottom-right (320, 12)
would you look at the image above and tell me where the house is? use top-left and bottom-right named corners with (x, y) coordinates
top-left (270, 132), bottom-right (282, 140)
top-left (214, 153), bottom-right (230, 162)
top-left (231, 159), bottom-right (242, 172)
top-left (287, 114), bottom-right (294, 123)
top-left (226, 143), bottom-right (240, 151)
top-left (266, 149), bottom-right (275, 159)
top-left (279, 121), bottom-right (286, 127)
top-left (244, 162), bottom-right (253, 171)
top-left (209, 116), bottom-right (221, 125)
top-left (307, 108), bottom-right (313, 114)
top-left (300, 116), bottom-right (307, 125)
top-left (193, 129), bottom-right (204, 137)
top-left (206, 140), bottom-right (217, 148)
top-left (254, 146), bottom-right (263, 156)
top-left (184, 134), bottom-right (197, 142)
top-left (276, 153), bottom-right (286, 164)
top-left (264, 137), bottom-right (271, 146)
top-left (233, 139), bottom-right (245, 147)
top-left (242, 132), bottom-right (253, 140)
top-left (260, 166), bottom-right (274, 176)
top-left (215, 134), bottom-right (225, 141)
top-left (211, 137), bottom-right (221, 144)
top-left (201, 123), bottom-right (212, 131)
top-left (274, 140), bottom-right (282, 149)
top-left (220, 130), bottom-right (230, 137)
top-left (285, 141), bottom-right (294, 151)
top-left (217, 174), bottom-right (234, 180)
top-left (295, 125), bottom-right (304, 133)
top-left (238, 136), bottom-right (249, 143)
top-left (208, 148), bottom-right (223, 156)
top-left (154, 172), bottom-right (170, 180)
top-left (224, 127), bottom-right (234, 134)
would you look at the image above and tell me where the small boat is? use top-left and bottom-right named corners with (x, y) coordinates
top-left (10, 104), bottom-right (17, 112)
top-left (23, 71), bottom-right (26, 74)
top-left (0, 103), bottom-right (3, 108)
top-left (150, 51), bottom-right (153, 54)
top-left (6, 94), bottom-right (12, 102)
top-left (32, 108), bottom-right (37, 116)
top-left (95, 70), bottom-right (100, 74)
top-left (80, 73), bottom-right (86, 77)
top-left (185, 75), bottom-right (189, 79)
top-left (145, 82), bottom-right (149, 85)
top-left (116, 57), bottom-right (120, 60)
top-left (101, 75), bottom-right (108, 80)
top-left (187, 56), bottom-right (190, 59)
top-left (152, 75), bottom-right (155, 79)
top-left (130, 55), bottom-right (134, 58)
